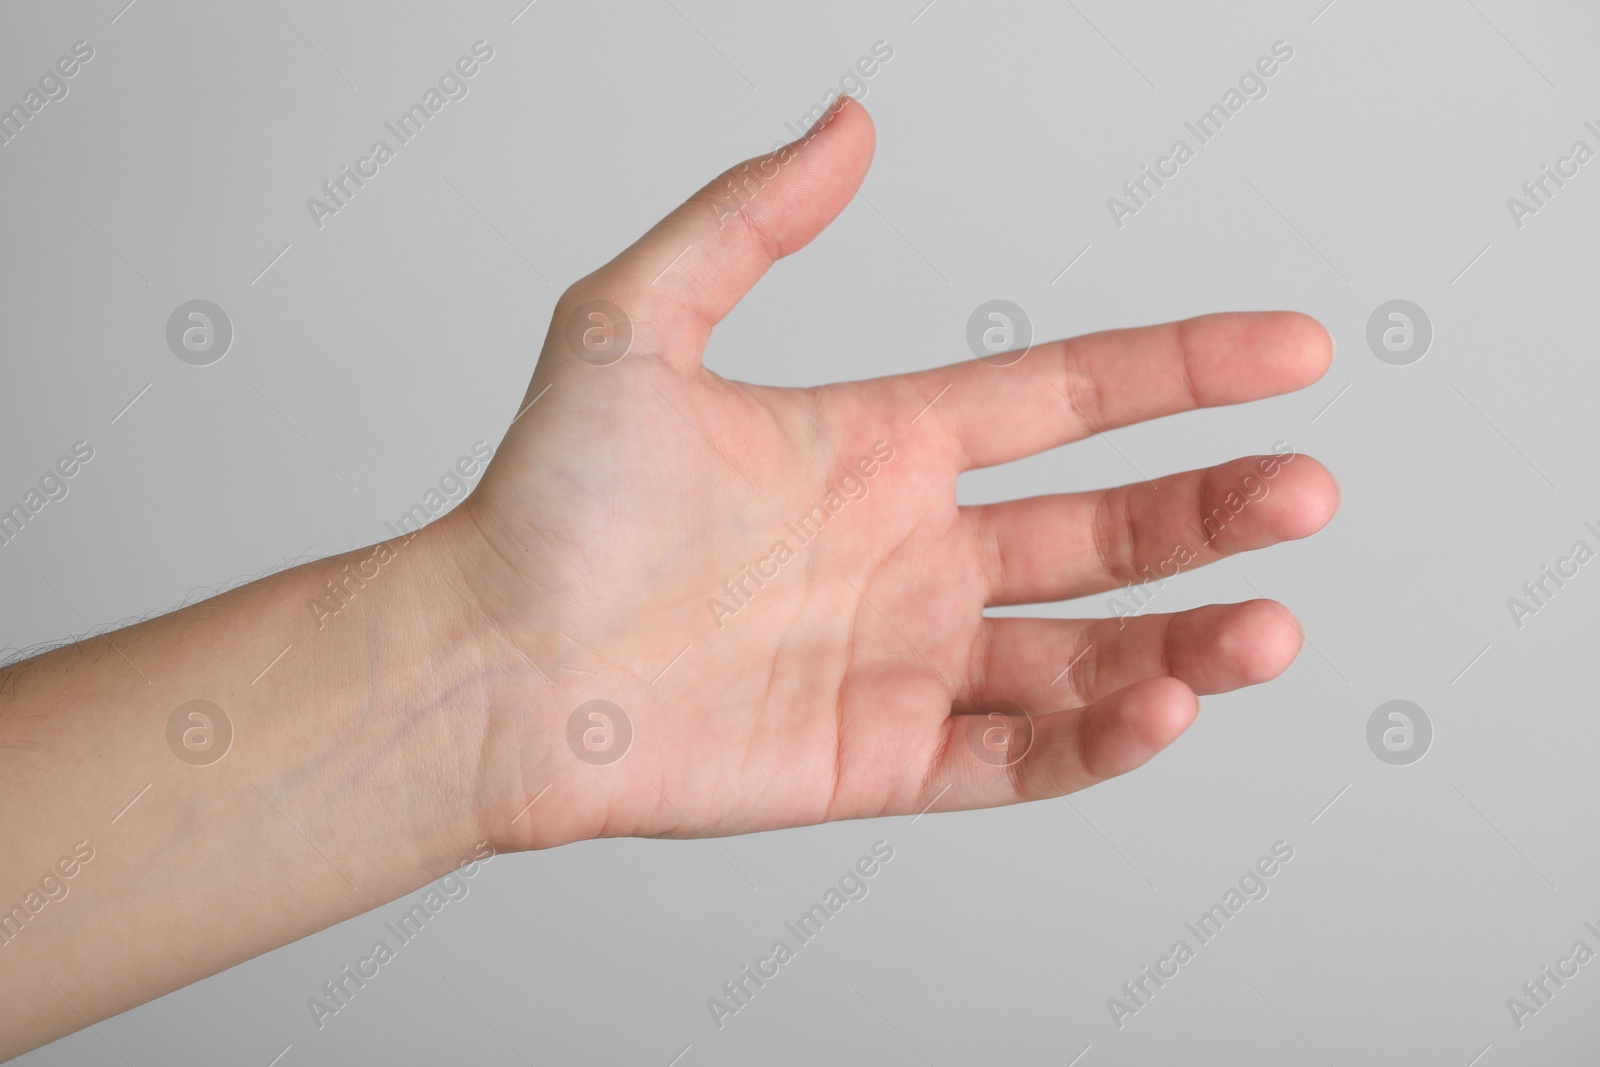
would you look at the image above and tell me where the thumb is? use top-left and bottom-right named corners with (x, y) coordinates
top-left (559, 96), bottom-right (875, 368)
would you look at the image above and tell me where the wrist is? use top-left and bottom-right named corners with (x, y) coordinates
top-left (424, 497), bottom-right (666, 855)
top-left (406, 508), bottom-right (583, 855)
top-left (270, 526), bottom-right (504, 883)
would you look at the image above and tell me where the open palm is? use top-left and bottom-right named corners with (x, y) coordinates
top-left (445, 99), bottom-right (1337, 852)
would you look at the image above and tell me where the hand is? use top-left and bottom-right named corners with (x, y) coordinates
top-left (439, 97), bottom-right (1338, 851)
top-left (0, 96), bottom-right (1338, 1057)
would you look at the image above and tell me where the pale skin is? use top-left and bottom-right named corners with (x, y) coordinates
top-left (0, 97), bottom-right (1337, 1059)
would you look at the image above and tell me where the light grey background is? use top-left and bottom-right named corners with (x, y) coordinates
top-left (3, 0), bottom-right (1596, 1063)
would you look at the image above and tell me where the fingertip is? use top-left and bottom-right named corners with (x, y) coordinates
top-left (1264, 454), bottom-right (1341, 541)
top-left (740, 94), bottom-right (875, 263)
top-left (822, 94), bottom-right (876, 143)
top-left (595, 90), bottom-right (880, 341)
top-left (1222, 599), bottom-right (1304, 685)
top-left (786, 94), bottom-right (875, 185)
top-left (1279, 311), bottom-right (1334, 387)
top-left (1305, 458), bottom-right (1341, 532)
top-left (1082, 677), bottom-right (1198, 780)
top-left (1136, 675), bottom-right (1201, 743)
top-left (1180, 311), bottom-right (1334, 405)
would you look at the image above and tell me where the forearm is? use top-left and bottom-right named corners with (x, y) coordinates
top-left (0, 524), bottom-right (492, 1058)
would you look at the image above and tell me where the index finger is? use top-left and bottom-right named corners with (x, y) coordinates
top-left (890, 311), bottom-right (1332, 471)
